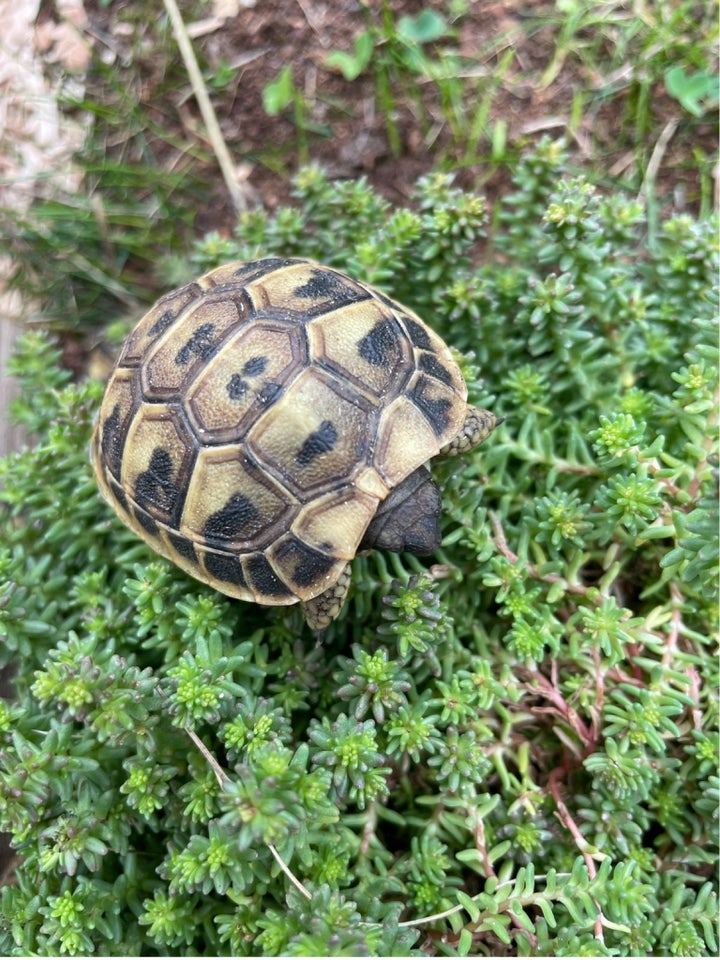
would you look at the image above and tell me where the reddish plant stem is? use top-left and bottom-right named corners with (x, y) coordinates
top-left (525, 668), bottom-right (595, 751)
top-left (490, 511), bottom-right (590, 598)
top-left (473, 815), bottom-right (538, 948)
top-left (548, 768), bottom-right (605, 943)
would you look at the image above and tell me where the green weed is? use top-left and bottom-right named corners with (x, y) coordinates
top-left (262, 66), bottom-right (310, 164)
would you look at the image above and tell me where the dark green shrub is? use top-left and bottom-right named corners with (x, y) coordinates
top-left (1, 142), bottom-right (717, 955)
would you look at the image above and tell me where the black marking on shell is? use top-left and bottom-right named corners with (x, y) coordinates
top-left (292, 268), bottom-right (365, 303)
top-left (376, 291), bottom-right (400, 310)
top-left (419, 351), bottom-right (454, 386)
top-left (296, 420), bottom-right (338, 466)
top-left (232, 257), bottom-right (298, 279)
top-left (174, 323), bottom-right (216, 365)
top-left (132, 504), bottom-right (159, 537)
top-left (358, 319), bottom-right (400, 367)
top-left (168, 531), bottom-right (198, 564)
top-left (276, 536), bottom-right (336, 589)
top-left (247, 555), bottom-right (293, 599)
top-left (147, 310), bottom-right (176, 340)
top-left (226, 373), bottom-right (248, 401)
top-left (226, 356), bottom-right (270, 401)
top-left (134, 448), bottom-right (179, 516)
top-left (404, 317), bottom-right (433, 350)
top-left (243, 356), bottom-right (268, 376)
top-left (101, 403), bottom-right (124, 477)
top-left (109, 477), bottom-right (129, 514)
top-left (204, 551), bottom-right (247, 588)
top-left (203, 493), bottom-right (260, 542)
top-left (409, 375), bottom-right (454, 437)
top-left (257, 382), bottom-right (282, 406)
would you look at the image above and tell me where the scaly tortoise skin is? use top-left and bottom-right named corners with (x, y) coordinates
top-left (91, 257), bottom-right (498, 628)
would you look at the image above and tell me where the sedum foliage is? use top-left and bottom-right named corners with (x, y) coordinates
top-left (0, 141), bottom-right (718, 956)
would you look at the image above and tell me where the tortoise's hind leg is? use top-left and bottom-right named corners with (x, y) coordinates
top-left (302, 562), bottom-right (352, 631)
top-left (439, 405), bottom-right (500, 457)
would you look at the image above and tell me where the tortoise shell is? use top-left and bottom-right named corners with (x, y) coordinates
top-left (91, 257), bottom-right (470, 612)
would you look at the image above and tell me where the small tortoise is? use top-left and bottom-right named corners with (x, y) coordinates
top-left (92, 258), bottom-right (497, 629)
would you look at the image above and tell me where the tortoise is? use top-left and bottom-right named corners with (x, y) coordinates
top-left (91, 257), bottom-right (498, 629)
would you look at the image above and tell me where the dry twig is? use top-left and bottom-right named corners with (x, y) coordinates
top-left (183, 724), bottom-right (312, 900)
top-left (162, 0), bottom-right (251, 212)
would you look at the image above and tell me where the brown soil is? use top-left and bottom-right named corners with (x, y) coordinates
top-left (57, 0), bottom-right (717, 234)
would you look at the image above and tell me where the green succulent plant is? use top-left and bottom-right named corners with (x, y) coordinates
top-left (1, 142), bottom-right (717, 956)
